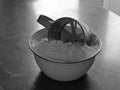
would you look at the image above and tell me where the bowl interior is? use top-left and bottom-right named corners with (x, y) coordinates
top-left (29, 28), bottom-right (102, 63)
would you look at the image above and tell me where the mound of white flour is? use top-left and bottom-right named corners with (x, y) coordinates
top-left (34, 38), bottom-right (98, 61)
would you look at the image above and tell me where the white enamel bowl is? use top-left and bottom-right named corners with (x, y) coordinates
top-left (29, 27), bottom-right (102, 81)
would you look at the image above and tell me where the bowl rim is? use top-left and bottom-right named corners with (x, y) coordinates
top-left (29, 29), bottom-right (102, 64)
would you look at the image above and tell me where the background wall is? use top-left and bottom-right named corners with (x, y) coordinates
top-left (83, 0), bottom-right (104, 7)
top-left (109, 0), bottom-right (120, 16)
top-left (103, 0), bottom-right (120, 16)
top-left (85, 0), bottom-right (120, 16)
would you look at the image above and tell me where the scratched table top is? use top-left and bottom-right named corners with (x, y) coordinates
top-left (0, 0), bottom-right (120, 90)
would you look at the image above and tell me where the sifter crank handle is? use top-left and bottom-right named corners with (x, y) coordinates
top-left (37, 15), bottom-right (54, 29)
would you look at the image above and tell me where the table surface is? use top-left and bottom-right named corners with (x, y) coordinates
top-left (0, 0), bottom-right (120, 90)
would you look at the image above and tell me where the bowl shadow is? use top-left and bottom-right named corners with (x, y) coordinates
top-left (32, 72), bottom-right (92, 90)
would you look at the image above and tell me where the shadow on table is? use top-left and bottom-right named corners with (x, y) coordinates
top-left (32, 72), bottom-right (92, 90)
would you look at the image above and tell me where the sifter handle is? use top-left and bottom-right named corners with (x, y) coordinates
top-left (37, 15), bottom-right (54, 29)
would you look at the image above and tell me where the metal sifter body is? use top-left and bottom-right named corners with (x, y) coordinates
top-left (37, 15), bottom-right (93, 46)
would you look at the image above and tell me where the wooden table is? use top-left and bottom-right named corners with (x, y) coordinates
top-left (0, 0), bottom-right (120, 90)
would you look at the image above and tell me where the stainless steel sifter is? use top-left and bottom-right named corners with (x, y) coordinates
top-left (37, 15), bottom-right (92, 46)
